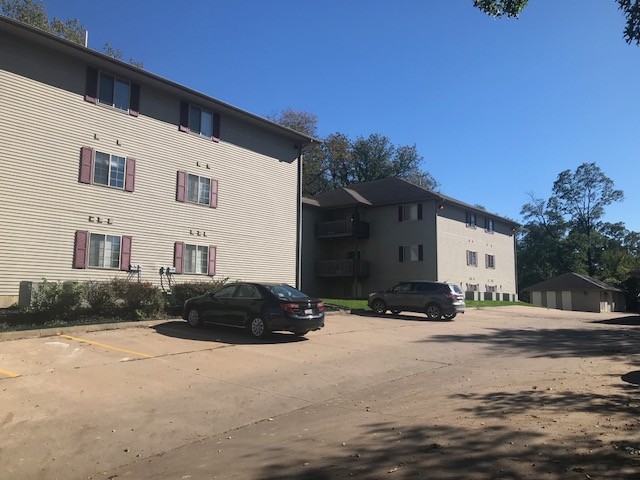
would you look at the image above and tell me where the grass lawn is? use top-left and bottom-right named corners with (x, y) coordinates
top-left (323, 298), bottom-right (533, 311)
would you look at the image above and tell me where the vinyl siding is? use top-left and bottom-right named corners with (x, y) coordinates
top-left (436, 206), bottom-right (516, 295)
top-left (0, 30), bottom-right (299, 299)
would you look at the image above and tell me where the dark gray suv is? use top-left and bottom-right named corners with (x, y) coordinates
top-left (368, 281), bottom-right (465, 320)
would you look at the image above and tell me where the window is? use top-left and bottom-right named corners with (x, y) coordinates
top-left (176, 171), bottom-right (218, 208)
top-left (391, 283), bottom-right (412, 293)
top-left (213, 285), bottom-right (237, 298)
top-left (466, 283), bottom-right (479, 292)
top-left (466, 250), bottom-right (478, 266)
top-left (485, 218), bottom-right (494, 233)
top-left (401, 245), bottom-right (421, 262)
top-left (466, 212), bottom-right (477, 228)
top-left (98, 72), bottom-right (130, 111)
top-left (184, 244), bottom-right (209, 274)
top-left (345, 250), bottom-right (362, 260)
top-left (85, 67), bottom-right (139, 116)
top-left (180, 101), bottom-right (220, 140)
top-left (486, 285), bottom-right (497, 293)
top-left (88, 234), bottom-right (121, 269)
top-left (187, 174), bottom-right (211, 206)
top-left (398, 203), bottom-right (422, 221)
top-left (486, 254), bottom-right (496, 269)
top-left (79, 147), bottom-right (135, 192)
top-left (94, 151), bottom-right (126, 188)
top-left (235, 284), bottom-right (261, 299)
top-left (414, 282), bottom-right (439, 293)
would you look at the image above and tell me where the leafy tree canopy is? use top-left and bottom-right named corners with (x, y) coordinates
top-left (269, 109), bottom-right (438, 196)
top-left (474, 0), bottom-right (640, 45)
top-left (1, 0), bottom-right (142, 66)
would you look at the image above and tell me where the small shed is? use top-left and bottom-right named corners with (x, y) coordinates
top-left (523, 272), bottom-right (626, 313)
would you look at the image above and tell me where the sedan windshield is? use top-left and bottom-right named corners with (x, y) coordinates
top-left (263, 284), bottom-right (308, 300)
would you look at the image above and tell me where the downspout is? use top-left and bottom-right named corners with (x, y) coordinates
top-left (295, 145), bottom-right (303, 290)
top-left (513, 227), bottom-right (518, 301)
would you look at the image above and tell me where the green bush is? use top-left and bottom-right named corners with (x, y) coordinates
top-left (86, 281), bottom-right (118, 316)
top-left (110, 279), bottom-right (165, 319)
top-left (31, 280), bottom-right (86, 320)
top-left (171, 279), bottom-right (229, 308)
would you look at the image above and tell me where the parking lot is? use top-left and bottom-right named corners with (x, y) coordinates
top-left (2, 306), bottom-right (640, 479)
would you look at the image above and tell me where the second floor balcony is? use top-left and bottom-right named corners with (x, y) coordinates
top-left (315, 220), bottom-right (370, 239)
top-left (315, 259), bottom-right (371, 278)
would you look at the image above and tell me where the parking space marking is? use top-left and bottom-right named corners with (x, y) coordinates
top-left (58, 334), bottom-right (154, 359)
top-left (0, 367), bottom-right (19, 378)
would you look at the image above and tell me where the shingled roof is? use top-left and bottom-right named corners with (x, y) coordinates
top-left (304, 177), bottom-right (519, 226)
top-left (523, 272), bottom-right (624, 293)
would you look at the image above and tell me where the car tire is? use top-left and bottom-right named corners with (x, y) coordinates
top-left (391, 310), bottom-right (401, 315)
top-left (294, 331), bottom-right (309, 337)
top-left (248, 317), bottom-right (268, 339)
top-left (443, 313), bottom-right (457, 320)
top-left (425, 303), bottom-right (442, 320)
top-left (371, 299), bottom-right (387, 314)
top-left (186, 308), bottom-right (203, 328)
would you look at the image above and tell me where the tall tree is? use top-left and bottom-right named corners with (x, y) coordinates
top-left (474, 0), bottom-right (640, 45)
top-left (1, 0), bottom-right (143, 66)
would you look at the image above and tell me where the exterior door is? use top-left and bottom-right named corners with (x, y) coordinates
top-left (386, 283), bottom-right (413, 309)
top-left (205, 284), bottom-right (238, 324)
top-left (231, 284), bottom-right (262, 327)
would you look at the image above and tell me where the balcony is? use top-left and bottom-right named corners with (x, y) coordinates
top-left (315, 220), bottom-right (370, 239)
top-left (315, 259), bottom-right (371, 278)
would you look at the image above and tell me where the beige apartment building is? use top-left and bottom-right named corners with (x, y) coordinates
top-left (301, 178), bottom-right (519, 299)
top-left (0, 17), bottom-right (315, 307)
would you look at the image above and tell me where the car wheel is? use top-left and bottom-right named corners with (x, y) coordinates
top-left (186, 308), bottom-right (203, 328)
top-left (391, 310), bottom-right (401, 315)
top-left (248, 317), bottom-right (268, 339)
top-left (371, 299), bottom-right (387, 314)
top-left (294, 331), bottom-right (309, 337)
top-left (443, 313), bottom-right (457, 320)
top-left (425, 303), bottom-right (442, 320)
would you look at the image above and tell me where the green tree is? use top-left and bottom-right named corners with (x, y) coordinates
top-left (474, 0), bottom-right (640, 45)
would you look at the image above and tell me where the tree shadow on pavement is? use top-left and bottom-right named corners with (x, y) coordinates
top-left (420, 327), bottom-right (640, 366)
top-left (257, 421), bottom-right (640, 480)
top-left (151, 320), bottom-right (307, 345)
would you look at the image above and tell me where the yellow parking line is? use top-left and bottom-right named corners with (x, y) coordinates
top-left (0, 367), bottom-right (19, 378)
top-left (58, 334), bottom-right (154, 359)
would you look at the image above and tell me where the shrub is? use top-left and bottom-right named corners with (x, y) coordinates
top-left (110, 278), bottom-right (165, 319)
top-left (86, 281), bottom-right (118, 316)
top-left (171, 279), bottom-right (229, 308)
top-left (31, 280), bottom-right (85, 320)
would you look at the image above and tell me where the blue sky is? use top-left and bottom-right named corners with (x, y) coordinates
top-left (44, 0), bottom-right (640, 231)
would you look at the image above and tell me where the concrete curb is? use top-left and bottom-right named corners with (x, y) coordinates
top-left (0, 310), bottom-right (349, 342)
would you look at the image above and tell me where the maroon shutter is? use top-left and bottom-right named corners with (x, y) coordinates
top-left (174, 242), bottom-right (185, 274)
top-left (209, 179), bottom-right (218, 208)
top-left (120, 236), bottom-right (132, 271)
top-left (79, 147), bottom-right (94, 184)
top-left (418, 244), bottom-right (424, 261)
top-left (176, 171), bottom-right (186, 202)
top-left (212, 113), bottom-right (221, 142)
top-left (179, 101), bottom-right (189, 132)
top-left (398, 206), bottom-right (403, 222)
top-left (398, 246), bottom-right (404, 262)
top-left (85, 67), bottom-right (98, 104)
top-left (417, 203), bottom-right (423, 220)
top-left (73, 230), bottom-right (89, 269)
top-left (207, 245), bottom-right (217, 276)
top-left (129, 83), bottom-right (140, 117)
top-left (124, 157), bottom-right (136, 192)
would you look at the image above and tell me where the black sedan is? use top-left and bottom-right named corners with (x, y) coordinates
top-left (181, 282), bottom-right (325, 338)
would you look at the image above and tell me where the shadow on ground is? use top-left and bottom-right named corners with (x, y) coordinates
top-left (151, 321), bottom-right (306, 345)
top-left (257, 421), bottom-right (640, 480)
top-left (592, 316), bottom-right (640, 326)
top-left (350, 309), bottom-right (453, 322)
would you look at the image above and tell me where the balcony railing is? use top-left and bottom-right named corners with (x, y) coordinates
top-left (315, 260), bottom-right (371, 278)
top-left (315, 220), bottom-right (370, 239)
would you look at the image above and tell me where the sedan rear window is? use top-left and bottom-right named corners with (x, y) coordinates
top-left (264, 284), bottom-right (308, 299)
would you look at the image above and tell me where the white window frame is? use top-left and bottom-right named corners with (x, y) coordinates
top-left (98, 72), bottom-right (131, 112)
top-left (403, 245), bottom-right (420, 262)
top-left (486, 254), bottom-right (496, 269)
top-left (466, 212), bottom-right (477, 228)
top-left (402, 204), bottom-right (419, 221)
top-left (189, 104), bottom-right (214, 137)
top-left (466, 283), bottom-right (479, 292)
top-left (88, 233), bottom-right (121, 269)
top-left (467, 250), bottom-right (478, 267)
top-left (486, 285), bottom-right (497, 293)
top-left (184, 244), bottom-right (209, 274)
top-left (186, 174), bottom-right (211, 206)
top-left (93, 151), bottom-right (126, 189)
